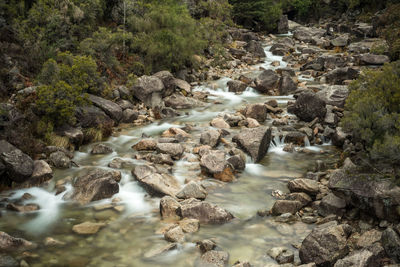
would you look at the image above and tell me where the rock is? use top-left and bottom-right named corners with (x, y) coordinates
top-left (357, 229), bottom-right (382, 248)
top-left (382, 228), bottom-right (400, 263)
top-left (0, 232), bottom-right (36, 252)
top-left (200, 151), bottom-right (229, 176)
top-left (131, 75), bottom-right (165, 108)
top-left (293, 26), bottom-right (325, 43)
top-left (162, 127), bottom-right (190, 138)
top-left (44, 237), bottom-right (66, 247)
top-left (160, 196), bottom-right (181, 219)
top-left (360, 54), bottom-right (390, 65)
top-left (164, 94), bottom-right (204, 109)
top-left (122, 109), bottom-right (139, 123)
top-left (164, 226), bottom-right (185, 243)
top-left (232, 127), bottom-right (272, 162)
top-left (227, 80), bottom-right (248, 93)
top-left (318, 193), bottom-right (346, 217)
top-left (287, 91), bottom-right (327, 122)
top-left (268, 247), bottom-right (295, 264)
top-left (180, 200), bottom-right (234, 224)
top-left (72, 221), bottom-right (105, 235)
top-left (299, 222), bottom-right (352, 266)
top-left (179, 218), bottom-right (200, 233)
top-left (255, 70), bottom-right (280, 94)
top-left (278, 15), bottom-right (289, 34)
top-left (200, 250), bottom-right (229, 267)
top-left (57, 126), bottom-right (84, 146)
top-left (0, 140), bottom-right (34, 183)
top-left (279, 76), bottom-right (297, 95)
top-left (197, 239), bottom-right (216, 253)
top-left (244, 40), bottom-right (266, 58)
top-left (244, 103), bottom-right (268, 122)
top-left (176, 181), bottom-right (207, 200)
top-left (0, 254), bottom-right (18, 267)
top-left (323, 67), bottom-right (359, 85)
top-left (67, 169), bottom-right (121, 204)
top-left (285, 192), bottom-right (312, 207)
top-left (88, 94), bottom-right (123, 122)
top-left (245, 118), bottom-right (260, 128)
top-left (333, 249), bottom-right (381, 267)
top-left (200, 129), bottom-right (221, 148)
top-left (132, 139), bottom-right (157, 151)
top-left (172, 78), bottom-right (191, 94)
top-left (144, 243), bottom-right (177, 259)
top-left (210, 118), bottom-right (230, 129)
top-left (28, 160), bottom-right (53, 186)
top-left (75, 106), bottom-right (114, 128)
top-left (284, 131), bottom-right (307, 146)
top-left (156, 143), bottom-right (184, 160)
top-left (331, 35), bottom-right (349, 47)
top-left (271, 200), bottom-right (303, 215)
top-left (6, 203), bottom-right (40, 212)
top-left (49, 151), bottom-right (71, 169)
top-left (91, 144), bottom-right (113, 155)
top-left (227, 155), bottom-right (246, 171)
top-left (288, 179), bottom-right (319, 195)
top-left (316, 85), bottom-right (349, 108)
top-left (132, 165), bottom-right (180, 197)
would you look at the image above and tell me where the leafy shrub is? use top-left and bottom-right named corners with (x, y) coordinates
top-left (378, 3), bottom-right (400, 61)
top-left (341, 61), bottom-right (400, 171)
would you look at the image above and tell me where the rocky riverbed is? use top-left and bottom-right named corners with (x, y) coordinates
top-left (0, 18), bottom-right (399, 267)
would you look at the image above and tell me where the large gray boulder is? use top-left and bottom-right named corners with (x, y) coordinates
top-left (88, 94), bottom-right (123, 122)
top-left (243, 103), bottom-right (268, 123)
top-left (293, 26), bottom-right (325, 43)
top-left (232, 127), bottom-right (272, 162)
top-left (66, 169), bottom-right (121, 204)
top-left (288, 91), bottom-right (327, 122)
top-left (318, 193), bottom-right (346, 217)
top-left (316, 85), bottom-right (349, 108)
top-left (333, 248), bottom-right (383, 267)
top-left (288, 178), bottom-right (320, 196)
top-left (278, 15), bottom-right (289, 34)
top-left (244, 40), bottom-right (266, 58)
top-left (164, 94), bottom-right (204, 109)
top-left (323, 67), bottom-right (359, 85)
top-left (299, 221), bottom-right (352, 266)
top-left (0, 140), bottom-right (34, 183)
top-left (176, 181), bottom-right (207, 200)
top-left (200, 150), bottom-right (234, 182)
top-left (200, 129), bottom-right (221, 148)
top-left (75, 106), bottom-right (114, 128)
top-left (156, 143), bottom-right (184, 160)
top-left (255, 70), bottom-right (280, 94)
top-left (360, 54), bottom-right (390, 65)
top-left (279, 75), bottom-right (297, 95)
top-left (227, 80), bottom-right (248, 93)
top-left (131, 75), bottom-right (165, 108)
top-left (180, 200), bottom-right (234, 224)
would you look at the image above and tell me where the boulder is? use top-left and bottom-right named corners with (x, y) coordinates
top-left (268, 247), bottom-right (294, 264)
top-left (279, 76), bottom-right (297, 95)
top-left (227, 80), bottom-right (248, 93)
top-left (160, 196), bottom-right (181, 219)
top-left (200, 129), bottom-right (221, 148)
top-left (164, 226), bottom-right (185, 243)
top-left (271, 200), bottom-right (303, 215)
top-left (197, 239), bottom-right (216, 253)
top-left (244, 103), bottom-right (268, 123)
top-left (333, 249), bottom-right (380, 267)
top-left (223, 113), bottom-right (245, 127)
top-left (67, 169), bottom-right (121, 204)
top-left (72, 221), bottom-right (105, 235)
top-left (200, 151), bottom-right (234, 182)
top-left (164, 94), bottom-right (204, 109)
top-left (227, 155), bottom-right (246, 171)
top-left (0, 254), bottom-right (18, 267)
top-left (131, 75), bottom-right (165, 108)
top-left (132, 139), bottom-right (157, 151)
top-left (293, 26), bottom-right (325, 43)
top-left (200, 250), bottom-right (229, 267)
top-left (357, 229), bottom-right (382, 248)
top-left (57, 126), bottom-right (84, 146)
top-left (287, 91), bottom-right (327, 122)
top-left (49, 151), bottom-right (71, 169)
top-left (179, 218), bottom-right (200, 233)
top-left (232, 127), bottom-right (272, 162)
top-left (176, 181), bottom-right (207, 200)
top-left (316, 85), bottom-right (349, 108)
top-left (299, 222), bottom-right (352, 266)
top-left (156, 143), bottom-right (184, 160)
top-left (284, 131), bottom-right (307, 146)
top-left (244, 40), bottom-right (266, 58)
top-left (122, 109), bottom-right (139, 123)
top-left (288, 179), bottom-right (319, 195)
top-left (27, 160), bottom-right (53, 186)
top-left (382, 228), bottom-right (400, 262)
top-left (360, 54), bottom-right (390, 65)
top-left (323, 67), bottom-right (359, 85)
top-left (75, 106), bottom-right (114, 128)
top-left (132, 165), bottom-right (180, 197)
top-left (91, 144), bottom-right (113, 155)
top-left (278, 15), bottom-right (289, 34)
top-left (331, 35), bottom-right (349, 47)
top-left (210, 118), bottom-right (230, 129)
top-left (180, 200), bottom-right (234, 224)
top-left (0, 232), bottom-right (36, 252)
top-left (318, 193), bottom-right (346, 217)
top-left (285, 192), bottom-right (312, 207)
top-left (0, 140), bottom-right (34, 183)
top-left (88, 94), bottom-right (123, 122)
top-left (255, 70), bottom-right (280, 94)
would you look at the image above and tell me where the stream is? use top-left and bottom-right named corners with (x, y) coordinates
top-left (0, 40), bottom-right (340, 267)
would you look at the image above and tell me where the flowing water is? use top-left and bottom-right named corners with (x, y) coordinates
top-left (0, 43), bottom-right (339, 267)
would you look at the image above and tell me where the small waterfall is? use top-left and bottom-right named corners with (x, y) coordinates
top-left (304, 136), bottom-right (311, 147)
top-left (269, 135), bottom-right (287, 154)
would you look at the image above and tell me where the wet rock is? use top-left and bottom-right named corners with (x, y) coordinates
top-left (318, 193), bottom-right (346, 217)
top-left (268, 247), bottom-right (294, 264)
top-left (108, 158), bottom-right (133, 169)
top-left (0, 140), bottom-right (34, 183)
top-left (200, 129), bottom-right (221, 148)
top-left (323, 67), bottom-right (359, 85)
top-left (176, 181), bottom-right (207, 200)
top-left (0, 254), bottom-right (18, 267)
top-left (132, 165), bottom-right (180, 197)
top-left (271, 200), bottom-right (303, 215)
top-left (148, 153), bottom-right (174, 166)
top-left (27, 160), bottom-right (53, 186)
top-left (288, 179), bottom-right (319, 196)
top-left (75, 106), bottom-right (114, 128)
top-left (227, 155), bottom-right (246, 171)
top-left (160, 196), bottom-right (181, 219)
top-left (210, 118), bottom-right (230, 129)
top-left (200, 151), bottom-right (234, 182)
top-left (131, 75), bottom-right (165, 108)
top-left (122, 109), bottom-right (139, 123)
top-left (164, 226), bottom-right (185, 243)
top-left (72, 221), bottom-right (105, 235)
top-left (279, 76), bottom-right (297, 95)
top-left (197, 239), bottom-right (216, 253)
top-left (156, 143), bottom-right (184, 160)
top-left (144, 243), bottom-right (177, 259)
top-left (200, 250), bottom-right (229, 267)
top-left (6, 203), bottom-right (39, 212)
top-left (164, 94), bottom-right (204, 109)
top-left (180, 200), bottom-right (234, 224)
top-left (67, 169), bottom-right (121, 204)
top-left (132, 139), bottom-right (157, 151)
top-left (232, 127), bottom-right (272, 163)
top-left (244, 103), bottom-right (268, 123)
top-left (179, 218), bottom-right (200, 233)
top-left (0, 232), bottom-right (36, 252)
top-left (285, 192), bottom-right (312, 207)
top-left (88, 94), bottom-right (123, 122)
top-left (299, 222), bottom-right (352, 266)
top-left (382, 228), bottom-right (400, 263)
top-left (287, 91), bottom-right (327, 122)
top-left (227, 80), bottom-right (248, 93)
top-left (360, 54), bottom-right (390, 65)
top-left (255, 70), bottom-right (280, 94)
top-left (244, 40), bottom-right (266, 58)
top-left (357, 229), bottom-right (382, 248)
top-left (91, 144), bottom-right (113, 155)
top-left (316, 85), bottom-right (349, 108)
top-left (284, 132), bottom-right (307, 146)
top-left (223, 113), bottom-right (245, 127)
top-left (49, 151), bottom-right (71, 169)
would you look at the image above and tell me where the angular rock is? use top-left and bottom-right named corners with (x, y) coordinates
top-left (318, 193), bottom-right (346, 217)
top-left (160, 196), bottom-right (181, 219)
top-left (131, 75), bottom-right (165, 108)
top-left (271, 200), bottom-right (303, 215)
top-left (49, 151), bottom-right (71, 169)
top-left (323, 67), bottom-right (359, 85)
top-left (197, 239), bottom-right (216, 253)
top-left (244, 40), bottom-right (266, 58)
top-left (279, 75), bottom-right (297, 95)
top-left (278, 15), bottom-right (289, 34)
top-left (357, 229), bottom-right (382, 248)
top-left (164, 226), bottom-right (185, 243)
top-left (288, 91), bottom-right (327, 122)
top-left (132, 139), bottom-right (157, 151)
top-left (331, 35), bottom-right (349, 47)
top-left (28, 160), bottom-right (53, 186)
top-left (91, 144), bottom-right (113, 155)
top-left (122, 109), bottom-right (139, 123)
top-left (255, 70), bottom-right (280, 94)
top-left (179, 218), bottom-right (200, 233)
top-left (210, 118), bottom-right (230, 129)
top-left (244, 103), bottom-right (268, 123)
top-left (200, 151), bottom-right (234, 182)
top-left (144, 243), bottom-right (177, 259)
top-left (0, 140), bottom-right (34, 183)
top-left (382, 228), bottom-right (400, 263)
top-left (164, 94), bottom-right (204, 109)
top-left (268, 247), bottom-right (295, 264)
top-left (334, 249), bottom-right (381, 267)
top-left (227, 80), bottom-right (248, 93)
top-left (176, 181), bottom-right (207, 200)
top-left (285, 192), bottom-right (312, 207)
top-left (0, 232), bottom-right (36, 252)
top-left (75, 106), bottom-right (114, 128)
top-left (72, 221), bottom-right (105, 235)
top-left (180, 200), bottom-right (234, 224)
top-left (288, 179), bottom-right (319, 195)
top-left (200, 129), bottom-right (221, 148)
top-left (316, 85), bottom-right (349, 108)
top-left (156, 143), bottom-right (184, 160)
top-left (232, 127), bottom-right (272, 162)
top-left (227, 155), bottom-right (246, 171)
top-left (200, 250), bottom-right (229, 267)
top-left (88, 94), bottom-right (123, 122)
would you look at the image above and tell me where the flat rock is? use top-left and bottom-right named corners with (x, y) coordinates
top-left (72, 221), bottom-right (105, 235)
top-left (271, 200), bottom-right (303, 215)
top-left (156, 143), bottom-right (184, 160)
top-left (132, 139), bottom-right (157, 151)
top-left (288, 179), bottom-right (320, 195)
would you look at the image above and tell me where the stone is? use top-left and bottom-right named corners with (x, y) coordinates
top-left (333, 249), bottom-right (381, 267)
top-left (357, 229), bottom-right (382, 248)
top-left (382, 228), bottom-right (400, 263)
top-left (6, 203), bottom-right (39, 212)
top-left (284, 131), bottom-right (307, 146)
top-left (91, 144), bottom-right (113, 155)
top-left (108, 158), bottom-right (134, 169)
top-left (255, 70), bottom-right (280, 94)
top-left (57, 126), bottom-right (84, 146)
top-left (75, 106), bottom-right (114, 128)
top-left (278, 15), bottom-right (289, 34)
top-left (164, 226), bottom-right (185, 243)
top-left (244, 40), bottom-right (266, 58)
top-left (176, 181), bottom-right (207, 200)
top-left (179, 218), bottom-right (200, 233)
top-left (132, 139), bottom-right (157, 151)
top-left (223, 113), bottom-right (245, 127)
top-left (131, 75), bottom-right (165, 108)
top-left (285, 192), bottom-right (312, 207)
top-left (144, 243), bottom-right (177, 259)
top-left (28, 160), bottom-right (53, 186)
top-left (122, 109), bottom-right (139, 123)
top-left (210, 118), bottom-right (230, 129)
top-left (180, 200), bottom-right (234, 224)
top-left (49, 151), bottom-right (71, 169)
top-left (271, 200), bottom-right (303, 215)
top-left (197, 239), bottom-right (216, 253)
top-left (287, 91), bottom-right (327, 122)
top-left (331, 127), bottom-right (349, 147)
top-left (227, 155), bottom-right (246, 171)
top-left (360, 54), bottom-right (390, 65)
top-left (288, 179), bottom-right (320, 195)
top-left (279, 76), bottom-right (297, 95)
top-left (200, 150), bottom-right (231, 180)
top-left (232, 127), bottom-right (272, 163)
top-left (323, 67), bottom-right (359, 85)
top-left (88, 94), bottom-right (123, 122)
top-left (318, 193), bottom-right (346, 217)
top-left (316, 85), bottom-right (349, 108)
top-left (227, 80), bottom-right (248, 93)
top-left (156, 143), bottom-right (184, 160)
top-left (132, 165), bottom-right (180, 197)
top-left (244, 103), bottom-right (268, 122)
top-left (0, 232), bottom-right (36, 252)
top-left (299, 222), bottom-right (352, 266)
top-left (164, 94), bottom-right (204, 109)
top-left (0, 140), bottom-right (34, 183)
top-left (0, 254), bottom-right (18, 267)
top-left (44, 237), bottom-right (66, 247)
top-left (200, 250), bottom-right (229, 267)
top-left (72, 222), bottom-right (105, 235)
top-left (200, 129), bottom-right (221, 148)
top-left (245, 118), bottom-right (260, 128)
top-left (67, 169), bottom-right (121, 204)
top-left (268, 247), bottom-right (295, 264)
top-left (162, 127), bottom-right (190, 138)
top-left (331, 35), bottom-right (349, 47)
top-left (160, 196), bottom-right (181, 219)
top-left (293, 26), bottom-right (325, 43)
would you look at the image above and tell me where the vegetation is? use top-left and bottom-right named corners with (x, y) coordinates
top-left (375, 3), bottom-right (400, 61)
top-left (341, 61), bottom-right (400, 175)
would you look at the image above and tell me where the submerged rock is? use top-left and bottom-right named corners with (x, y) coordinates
top-left (232, 127), bottom-right (272, 163)
top-left (72, 221), bottom-right (106, 235)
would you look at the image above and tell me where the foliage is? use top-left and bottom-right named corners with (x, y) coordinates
top-left (377, 3), bottom-right (400, 61)
top-left (190, 0), bottom-right (233, 23)
top-left (341, 61), bottom-right (400, 169)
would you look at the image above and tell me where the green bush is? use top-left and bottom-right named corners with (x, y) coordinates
top-left (341, 61), bottom-right (400, 170)
top-left (379, 4), bottom-right (400, 61)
